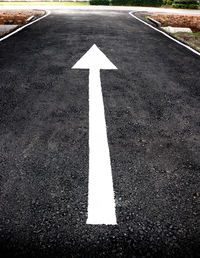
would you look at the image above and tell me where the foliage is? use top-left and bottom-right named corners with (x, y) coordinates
top-left (174, 0), bottom-right (198, 3)
top-left (89, 0), bottom-right (199, 7)
top-left (172, 3), bottom-right (199, 8)
top-left (89, 0), bottom-right (110, 5)
top-left (172, 1), bottom-right (199, 8)
top-left (194, 32), bottom-right (200, 37)
top-left (0, 1), bottom-right (89, 6)
top-left (162, 0), bottom-right (199, 5)
top-left (166, 0), bottom-right (173, 5)
top-left (111, 0), bottom-right (163, 6)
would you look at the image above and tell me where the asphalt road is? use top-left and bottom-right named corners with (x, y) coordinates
top-left (0, 10), bottom-right (199, 258)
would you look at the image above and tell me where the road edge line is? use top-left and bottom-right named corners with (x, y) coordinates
top-left (0, 10), bottom-right (51, 42)
top-left (129, 11), bottom-right (200, 57)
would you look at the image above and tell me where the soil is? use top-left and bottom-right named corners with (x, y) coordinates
top-left (150, 13), bottom-right (200, 33)
top-left (148, 13), bottom-right (200, 52)
top-left (174, 32), bottom-right (200, 51)
top-left (0, 10), bottom-right (45, 25)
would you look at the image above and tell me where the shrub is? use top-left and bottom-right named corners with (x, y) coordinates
top-left (111, 0), bottom-right (125, 5)
top-left (172, 2), bottom-right (199, 8)
top-left (166, 0), bottom-right (173, 5)
top-left (89, 0), bottom-right (110, 5)
top-left (172, 1), bottom-right (199, 8)
top-left (111, 0), bottom-right (163, 7)
top-left (174, 0), bottom-right (198, 3)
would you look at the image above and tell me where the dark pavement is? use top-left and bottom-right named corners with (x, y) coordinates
top-left (0, 10), bottom-right (199, 258)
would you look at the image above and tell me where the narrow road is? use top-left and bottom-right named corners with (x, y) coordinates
top-left (0, 10), bottom-right (199, 258)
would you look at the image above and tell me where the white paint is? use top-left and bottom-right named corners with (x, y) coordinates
top-left (72, 44), bottom-right (117, 225)
top-left (129, 12), bottom-right (200, 57)
top-left (0, 10), bottom-right (51, 42)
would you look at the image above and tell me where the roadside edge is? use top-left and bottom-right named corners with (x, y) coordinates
top-left (0, 10), bottom-right (51, 42)
top-left (129, 11), bottom-right (200, 57)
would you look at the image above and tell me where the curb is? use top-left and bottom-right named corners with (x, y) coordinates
top-left (0, 10), bottom-right (50, 42)
top-left (26, 15), bottom-right (35, 23)
top-left (129, 11), bottom-right (200, 57)
top-left (147, 17), bottom-right (161, 27)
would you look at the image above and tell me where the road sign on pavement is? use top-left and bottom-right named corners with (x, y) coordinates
top-left (72, 44), bottom-right (117, 225)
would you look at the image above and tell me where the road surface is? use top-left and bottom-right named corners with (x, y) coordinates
top-left (0, 9), bottom-right (199, 258)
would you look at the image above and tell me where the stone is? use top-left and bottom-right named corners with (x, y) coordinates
top-left (0, 24), bottom-right (18, 36)
top-left (161, 26), bottom-right (192, 33)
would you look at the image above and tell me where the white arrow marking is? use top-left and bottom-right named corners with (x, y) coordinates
top-left (72, 44), bottom-right (117, 225)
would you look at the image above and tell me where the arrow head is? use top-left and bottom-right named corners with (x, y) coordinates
top-left (72, 44), bottom-right (117, 70)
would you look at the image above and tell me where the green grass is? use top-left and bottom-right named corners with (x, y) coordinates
top-left (174, 32), bottom-right (200, 38)
top-left (194, 32), bottom-right (200, 37)
top-left (173, 31), bottom-right (200, 52)
top-left (0, 1), bottom-right (89, 5)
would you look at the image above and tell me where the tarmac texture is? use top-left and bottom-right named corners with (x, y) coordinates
top-left (0, 9), bottom-right (199, 258)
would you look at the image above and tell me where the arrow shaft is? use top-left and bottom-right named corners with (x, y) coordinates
top-left (87, 68), bottom-right (117, 225)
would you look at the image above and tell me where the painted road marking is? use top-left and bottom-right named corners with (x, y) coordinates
top-left (129, 12), bottom-right (200, 57)
top-left (72, 44), bottom-right (117, 225)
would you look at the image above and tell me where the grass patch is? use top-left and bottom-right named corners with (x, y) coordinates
top-left (173, 31), bottom-right (200, 52)
top-left (174, 31), bottom-right (200, 38)
top-left (194, 32), bottom-right (200, 37)
top-left (0, 1), bottom-right (89, 5)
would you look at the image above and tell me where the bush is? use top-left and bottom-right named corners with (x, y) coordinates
top-left (174, 0), bottom-right (198, 3)
top-left (89, 0), bottom-right (110, 5)
top-left (166, 0), bottom-right (173, 5)
top-left (172, 1), bottom-right (199, 8)
top-left (172, 2), bottom-right (199, 8)
top-left (111, 0), bottom-right (163, 7)
top-left (111, 0), bottom-right (123, 5)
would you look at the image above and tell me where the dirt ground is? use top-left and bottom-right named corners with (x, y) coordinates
top-left (174, 32), bottom-right (200, 51)
top-left (150, 13), bottom-right (200, 33)
top-left (149, 13), bottom-right (200, 52)
top-left (0, 10), bottom-right (45, 25)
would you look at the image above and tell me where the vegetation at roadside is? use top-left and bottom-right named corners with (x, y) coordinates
top-left (176, 31), bottom-right (200, 37)
top-left (112, 0), bottom-right (163, 6)
top-left (90, 0), bottom-right (109, 4)
top-left (90, 0), bottom-right (163, 6)
top-left (0, 1), bottom-right (89, 5)
top-left (0, 0), bottom-right (199, 9)
top-left (174, 31), bottom-right (200, 51)
top-left (165, 0), bottom-right (200, 9)
top-left (89, 0), bottom-right (199, 8)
